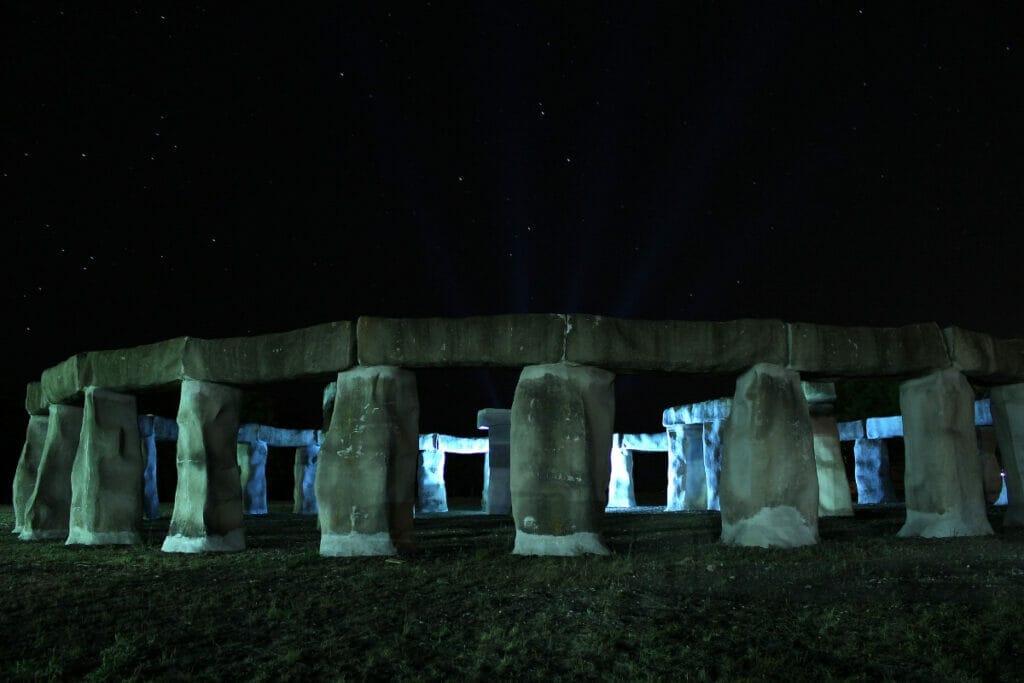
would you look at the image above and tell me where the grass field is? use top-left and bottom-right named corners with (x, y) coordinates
top-left (2, 502), bottom-right (1023, 681)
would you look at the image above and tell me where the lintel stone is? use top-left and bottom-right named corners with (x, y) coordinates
top-left (565, 316), bottom-right (787, 373)
top-left (787, 322), bottom-right (949, 378)
top-left (25, 382), bottom-right (48, 416)
top-left (943, 326), bottom-right (1024, 384)
top-left (620, 432), bottom-right (668, 451)
top-left (41, 353), bottom-right (87, 405)
top-left (837, 420), bottom-right (865, 441)
top-left (662, 398), bottom-right (732, 426)
top-left (357, 315), bottom-right (565, 367)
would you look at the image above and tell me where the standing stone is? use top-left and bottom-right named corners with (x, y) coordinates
top-left (137, 415), bottom-right (161, 520)
top-left (12, 415), bottom-right (49, 533)
top-left (417, 441), bottom-right (448, 513)
top-left (720, 363), bottom-right (819, 548)
top-left (666, 423), bottom-right (706, 511)
top-left (976, 426), bottom-right (1003, 504)
top-left (293, 444), bottom-right (319, 515)
top-left (478, 409), bottom-right (512, 514)
top-left (20, 405), bottom-right (84, 540)
top-left (854, 438), bottom-right (897, 503)
top-left (811, 415), bottom-right (854, 517)
top-left (67, 388), bottom-right (144, 545)
top-left (898, 369), bottom-right (993, 538)
top-left (510, 363), bottom-right (614, 556)
top-left (162, 379), bottom-right (245, 553)
top-left (315, 366), bottom-right (419, 557)
top-left (703, 421), bottom-right (725, 511)
top-left (238, 440), bottom-right (268, 515)
top-left (607, 440), bottom-right (635, 508)
top-left (991, 383), bottom-right (1024, 526)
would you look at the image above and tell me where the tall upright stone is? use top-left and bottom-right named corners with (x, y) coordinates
top-left (607, 439), bottom-right (635, 508)
top-left (12, 415), bottom-right (49, 534)
top-left (238, 440), bottom-right (269, 515)
top-left (315, 366), bottom-right (419, 557)
top-left (20, 405), bottom-right (84, 541)
top-left (416, 436), bottom-right (448, 513)
top-left (510, 363), bottom-right (614, 556)
top-left (703, 420), bottom-right (725, 511)
top-left (854, 438), bottom-right (897, 503)
top-left (810, 415), bottom-right (854, 516)
top-left (293, 444), bottom-right (319, 515)
top-left (478, 409), bottom-right (512, 514)
top-left (991, 383), bottom-right (1024, 526)
top-left (162, 379), bottom-right (245, 553)
top-left (720, 363), bottom-right (819, 548)
top-left (67, 388), bottom-right (144, 545)
top-left (666, 423), bottom-right (706, 511)
top-left (137, 415), bottom-right (161, 520)
top-left (975, 426), bottom-right (1004, 504)
top-left (898, 369), bottom-right (993, 538)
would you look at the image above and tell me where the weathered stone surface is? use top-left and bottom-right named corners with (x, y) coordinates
top-left (991, 383), bottom-right (1024, 526)
top-left (25, 382), bottom-right (47, 415)
top-left (976, 426), bottom-right (1003, 504)
top-left (82, 337), bottom-right (188, 393)
top-left (854, 438), bottom-right (897, 504)
top-left (417, 448), bottom-right (448, 513)
top-left (975, 398), bottom-right (993, 426)
top-left (41, 353), bottom-right (87, 405)
top-left (256, 425), bottom-right (317, 448)
top-left (898, 369), bottom-right (993, 538)
top-left (620, 432), bottom-right (668, 451)
top-left (292, 445), bottom-right (319, 515)
top-left (322, 381), bottom-right (337, 431)
top-left (12, 415), bottom-right (49, 533)
top-left (478, 409), bottom-right (512, 515)
top-left (19, 405), bottom-right (83, 541)
top-left (566, 316), bottom-right (787, 373)
top-left (943, 327), bottom-right (1024, 384)
top-left (510, 364), bottom-right (614, 556)
top-left (720, 363), bottom-right (819, 548)
top-left (663, 399), bottom-right (732, 426)
top-left (316, 367), bottom-right (419, 556)
top-left (787, 322), bottom-right (949, 378)
top-left (183, 321), bottom-right (355, 384)
top-left (866, 416), bottom-right (904, 439)
top-left (436, 434), bottom-right (489, 453)
top-left (837, 420), bottom-right (865, 441)
top-left (801, 381), bottom-right (837, 404)
top-left (666, 424), bottom-right (706, 511)
top-left (137, 418), bottom-right (160, 520)
top-left (162, 380), bottom-right (245, 553)
top-left (703, 421), bottom-right (725, 511)
top-left (811, 415), bottom-right (854, 517)
top-left (67, 388), bottom-right (144, 545)
top-left (607, 442), bottom-right (635, 508)
top-left (237, 440), bottom-right (268, 515)
top-left (357, 315), bottom-right (565, 367)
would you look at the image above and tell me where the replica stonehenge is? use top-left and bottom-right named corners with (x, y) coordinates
top-left (12, 315), bottom-right (1024, 555)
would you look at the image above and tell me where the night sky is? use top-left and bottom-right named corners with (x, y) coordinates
top-left (3, 4), bottom-right (1021, 497)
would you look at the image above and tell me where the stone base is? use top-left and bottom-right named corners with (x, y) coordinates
top-left (18, 528), bottom-right (68, 541)
top-left (721, 506), bottom-right (818, 549)
top-left (897, 508), bottom-right (994, 538)
top-left (320, 532), bottom-right (396, 557)
top-left (161, 529), bottom-right (246, 553)
top-left (512, 531), bottom-right (610, 556)
top-left (66, 528), bottom-right (141, 545)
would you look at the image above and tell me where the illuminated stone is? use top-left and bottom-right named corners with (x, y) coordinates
top-left (292, 444), bottom-right (319, 515)
top-left (478, 409), bottom-right (511, 514)
top-left (703, 420), bottom-right (725, 511)
top-left (607, 439), bottom-right (635, 509)
top-left (12, 415), bottom-right (49, 534)
top-left (898, 369), bottom-right (993, 538)
top-left (991, 383), bottom-right (1024, 526)
top-left (976, 426), bottom-right (1003, 504)
top-left (237, 439), bottom-right (268, 515)
top-left (67, 387), bottom-right (144, 545)
top-left (664, 423), bottom-right (705, 511)
top-left (811, 415), bottom-right (853, 517)
top-left (943, 327), bottom-right (1024, 384)
top-left (720, 363), bottom-right (818, 548)
top-left (854, 439), bottom-right (896, 504)
top-left (787, 322), bottom-right (948, 378)
top-left (315, 366), bottom-right (419, 557)
top-left (162, 379), bottom-right (245, 553)
top-left (511, 364), bottom-right (614, 556)
top-left (137, 416), bottom-right (161, 520)
top-left (416, 437), bottom-right (447, 513)
top-left (19, 405), bottom-right (83, 541)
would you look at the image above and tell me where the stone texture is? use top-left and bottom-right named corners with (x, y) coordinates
top-left (67, 388), bottom-right (144, 545)
top-left (976, 426), bottom-right (1003, 504)
top-left (25, 382), bottom-right (47, 416)
top-left (357, 315), bottom-right (565, 367)
top-left (787, 322), bottom-right (949, 378)
top-left (478, 409), bottom-right (512, 515)
top-left (811, 415), bottom-right (854, 517)
top-left (255, 425), bottom-right (317, 448)
top-left (866, 416), bottom-right (904, 439)
top-left (620, 432), bottom-right (668, 451)
top-left (238, 440), bottom-right (269, 515)
top-left (703, 421), bottom-right (725, 511)
top-left (293, 445), bottom-right (319, 515)
top-left (19, 405), bottom-right (83, 540)
top-left (607, 441), bottom-right (635, 508)
top-left (897, 369), bottom-right (993, 538)
top-left (662, 398), bottom-right (732, 426)
top-left (41, 353), bottom-right (87, 405)
top-left (854, 438), bottom-right (897, 504)
top-left (416, 447), bottom-right (448, 513)
top-left (12, 415), bottom-right (49, 533)
top-left (137, 416), bottom-right (161, 520)
top-left (566, 316), bottom-right (787, 373)
top-left (510, 364), bottom-right (614, 556)
top-left (943, 327), bottom-right (1024, 384)
top-left (991, 383), bottom-right (1024, 526)
top-left (665, 424), bottom-right (706, 511)
top-left (801, 381), bottom-right (838, 404)
top-left (837, 420), bottom-right (865, 441)
top-left (720, 363), bottom-right (819, 548)
top-left (82, 337), bottom-right (189, 393)
top-left (315, 367), bottom-right (419, 556)
top-left (162, 380), bottom-right (245, 553)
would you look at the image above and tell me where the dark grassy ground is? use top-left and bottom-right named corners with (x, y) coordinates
top-left (2, 502), bottom-right (1023, 682)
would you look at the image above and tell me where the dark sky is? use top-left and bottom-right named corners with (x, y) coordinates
top-left (2, 4), bottom-right (1021, 492)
